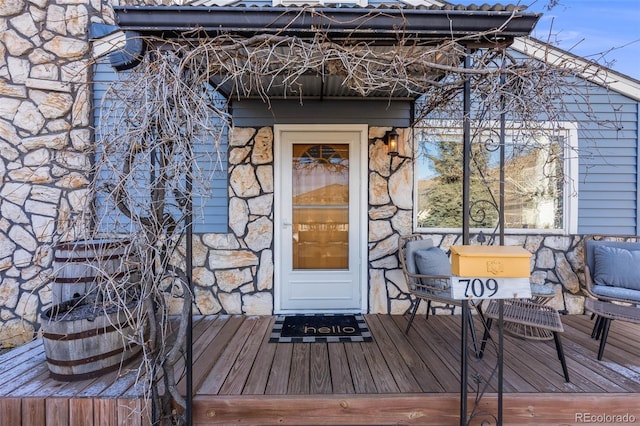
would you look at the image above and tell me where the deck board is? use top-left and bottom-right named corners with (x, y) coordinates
top-left (390, 315), bottom-right (458, 392)
top-left (343, 343), bottom-right (377, 394)
top-left (288, 343), bottom-right (311, 394)
top-left (242, 317), bottom-right (278, 395)
top-left (327, 343), bottom-right (354, 394)
top-left (177, 315), bottom-right (231, 395)
top-left (1, 314), bottom-right (639, 425)
top-left (310, 343), bottom-right (332, 394)
top-left (264, 342), bottom-right (293, 395)
top-left (357, 338), bottom-right (400, 393)
top-left (564, 317), bottom-right (640, 374)
top-left (403, 315), bottom-right (463, 391)
top-left (378, 314), bottom-right (445, 392)
top-left (365, 315), bottom-right (423, 393)
top-left (219, 316), bottom-right (272, 395)
top-left (195, 315), bottom-right (247, 394)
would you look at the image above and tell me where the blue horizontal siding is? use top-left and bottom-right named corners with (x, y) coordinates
top-left (577, 182), bottom-right (637, 192)
top-left (580, 192), bottom-right (638, 202)
top-left (93, 60), bottom-right (228, 234)
top-left (505, 53), bottom-right (640, 235)
top-left (567, 79), bottom-right (638, 235)
top-left (581, 170), bottom-right (636, 181)
top-left (579, 206), bottom-right (636, 216)
top-left (579, 218), bottom-right (636, 234)
top-left (482, 47), bottom-right (638, 235)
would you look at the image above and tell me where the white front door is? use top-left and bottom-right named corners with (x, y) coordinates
top-left (275, 125), bottom-right (366, 313)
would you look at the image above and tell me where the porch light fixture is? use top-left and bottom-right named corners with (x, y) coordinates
top-left (384, 129), bottom-right (410, 160)
top-left (385, 129), bottom-right (400, 157)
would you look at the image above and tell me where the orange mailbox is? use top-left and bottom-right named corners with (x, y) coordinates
top-left (450, 245), bottom-right (531, 278)
top-left (449, 245), bottom-right (532, 300)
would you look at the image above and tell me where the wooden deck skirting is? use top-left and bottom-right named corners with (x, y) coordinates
top-left (1, 314), bottom-right (639, 425)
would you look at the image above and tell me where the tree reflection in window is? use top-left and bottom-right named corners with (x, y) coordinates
top-left (299, 145), bottom-right (344, 166)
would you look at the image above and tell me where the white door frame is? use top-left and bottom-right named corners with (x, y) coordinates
top-left (273, 124), bottom-right (368, 314)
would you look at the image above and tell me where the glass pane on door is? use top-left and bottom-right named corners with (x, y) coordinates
top-left (292, 144), bottom-right (349, 270)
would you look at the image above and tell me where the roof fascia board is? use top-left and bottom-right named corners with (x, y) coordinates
top-left (511, 37), bottom-right (640, 102)
top-left (113, 6), bottom-right (540, 41)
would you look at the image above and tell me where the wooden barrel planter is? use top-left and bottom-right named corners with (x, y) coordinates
top-left (52, 239), bottom-right (137, 305)
top-left (40, 298), bottom-right (143, 381)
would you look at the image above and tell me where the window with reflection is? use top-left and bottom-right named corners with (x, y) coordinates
top-left (292, 144), bottom-right (350, 269)
top-left (415, 123), bottom-right (575, 232)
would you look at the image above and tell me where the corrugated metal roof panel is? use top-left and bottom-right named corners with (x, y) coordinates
top-left (115, 6), bottom-right (540, 41)
top-left (186, 0), bottom-right (526, 11)
top-left (113, 2), bottom-right (539, 98)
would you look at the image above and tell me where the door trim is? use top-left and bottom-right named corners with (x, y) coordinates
top-left (273, 124), bottom-right (368, 314)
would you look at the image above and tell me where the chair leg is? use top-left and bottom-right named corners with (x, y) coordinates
top-left (405, 298), bottom-right (421, 334)
top-left (592, 315), bottom-right (604, 339)
top-left (478, 317), bottom-right (493, 358)
top-left (597, 318), bottom-right (612, 361)
top-left (425, 300), bottom-right (432, 320)
top-left (473, 302), bottom-right (486, 324)
top-left (553, 332), bottom-right (570, 382)
top-left (466, 308), bottom-right (482, 358)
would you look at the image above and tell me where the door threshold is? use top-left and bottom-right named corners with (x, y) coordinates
top-left (275, 310), bottom-right (363, 315)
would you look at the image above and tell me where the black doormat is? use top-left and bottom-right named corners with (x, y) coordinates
top-left (269, 314), bottom-right (372, 343)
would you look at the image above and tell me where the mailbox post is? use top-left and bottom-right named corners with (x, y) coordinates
top-left (450, 245), bottom-right (532, 426)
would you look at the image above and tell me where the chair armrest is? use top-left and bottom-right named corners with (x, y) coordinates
top-left (405, 271), bottom-right (451, 294)
top-left (583, 264), bottom-right (599, 299)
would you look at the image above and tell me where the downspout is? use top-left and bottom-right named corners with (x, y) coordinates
top-left (109, 31), bottom-right (146, 71)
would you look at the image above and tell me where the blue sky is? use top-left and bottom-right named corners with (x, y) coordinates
top-left (523, 0), bottom-right (640, 80)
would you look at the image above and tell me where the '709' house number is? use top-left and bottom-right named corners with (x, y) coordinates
top-left (451, 276), bottom-right (532, 300)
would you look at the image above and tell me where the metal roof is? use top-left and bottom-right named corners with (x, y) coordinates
top-left (114, 5), bottom-right (540, 42)
top-left (185, 0), bottom-right (526, 12)
top-left (112, 3), bottom-right (540, 99)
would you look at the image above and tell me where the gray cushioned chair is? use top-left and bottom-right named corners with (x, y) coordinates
top-left (584, 235), bottom-right (640, 305)
top-left (583, 234), bottom-right (640, 359)
top-left (398, 234), bottom-right (482, 350)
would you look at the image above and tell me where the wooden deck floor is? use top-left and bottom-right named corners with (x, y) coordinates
top-left (1, 314), bottom-right (639, 425)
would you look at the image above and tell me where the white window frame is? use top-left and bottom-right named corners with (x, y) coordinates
top-left (413, 121), bottom-right (578, 235)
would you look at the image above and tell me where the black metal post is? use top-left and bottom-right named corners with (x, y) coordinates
top-left (499, 73), bottom-right (506, 246)
top-left (186, 167), bottom-right (194, 426)
top-left (462, 49), bottom-right (472, 246)
top-left (497, 73), bottom-right (507, 426)
top-left (498, 299), bottom-right (504, 425)
top-left (460, 47), bottom-right (472, 426)
top-left (460, 300), bottom-right (468, 426)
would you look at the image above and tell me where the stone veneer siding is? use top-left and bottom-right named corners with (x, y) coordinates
top-left (184, 126), bottom-right (586, 319)
top-left (0, 0), bottom-right (587, 344)
top-left (1, 0), bottom-right (104, 346)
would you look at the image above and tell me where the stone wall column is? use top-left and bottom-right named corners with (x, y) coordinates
top-left (1, 0), bottom-right (99, 346)
top-left (186, 127), bottom-right (274, 316)
top-left (368, 127), bottom-right (414, 314)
